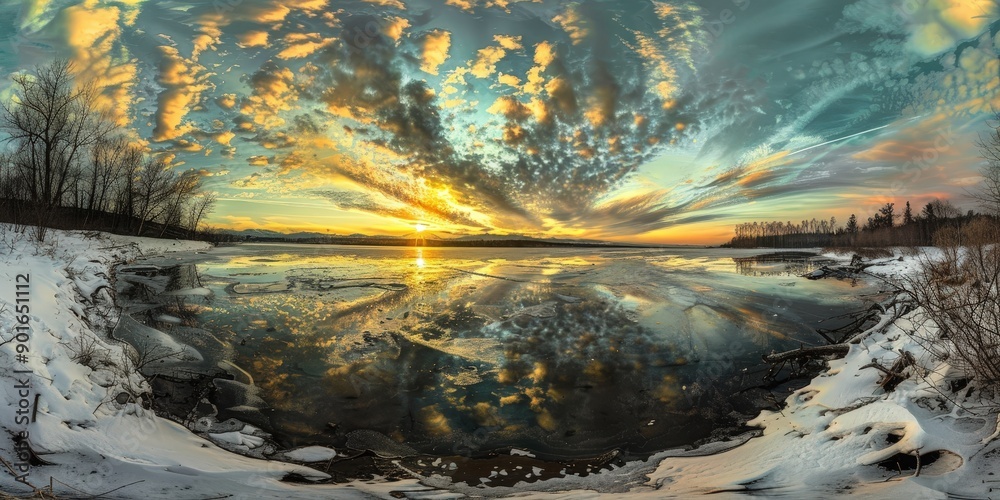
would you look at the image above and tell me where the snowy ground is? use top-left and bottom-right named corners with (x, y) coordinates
top-left (1, 229), bottom-right (997, 498)
top-left (0, 225), bottom-right (431, 498)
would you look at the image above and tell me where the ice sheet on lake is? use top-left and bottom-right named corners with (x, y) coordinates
top-left (345, 430), bottom-right (418, 458)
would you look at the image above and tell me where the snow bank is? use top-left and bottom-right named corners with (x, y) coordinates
top-left (0, 225), bottom-right (423, 498)
top-left (534, 251), bottom-right (998, 498)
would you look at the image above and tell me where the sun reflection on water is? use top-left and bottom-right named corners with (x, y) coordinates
top-left (158, 246), bottom-right (875, 455)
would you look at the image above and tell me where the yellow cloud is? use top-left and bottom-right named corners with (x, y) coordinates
top-left (60, 2), bottom-right (138, 126)
top-left (241, 63), bottom-right (297, 128)
top-left (497, 73), bottom-right (521, 88)
top-left (383, 16), bottom-right (410, 41)
top-left (471, 46), bottom-right (506, 79)
top-left (216, 93), bottom-right (237, 109)
top-left (553, 5), bottom-right (588, 44)
top-left (216, 131), bottom-right (236, 147)
top-left (494, 34), bottom-right (522, 51)
top-left (632, 32), bottom-right (677, 101)
top-left (360, 0), bottom-right (406, 8)
top-left (522, 41), bottom-right (556, 95)
top-left (237, 30), bottom-right (270, 48)
top-left (419, 30), bottom-right (451, 75)
top-left (446, 0), bottom-right (475, 12)
top-left (906, 0), bottom-right (996, 55)
top-left (153, 46), bottom-right (211, 142)
top-left (533, 40), bottom-right (555, 66)
top-left (248, 155), bottom-right (270, 166)
top-left (277, 33), bottom-right (334, 59)
top-left (469, 36), bottom-right (520, 79)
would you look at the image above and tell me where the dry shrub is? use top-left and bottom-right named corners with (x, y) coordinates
top-left (851, 247), bottom-right (895, 260)
top-left (904, 218), bottom-right (1000, 385)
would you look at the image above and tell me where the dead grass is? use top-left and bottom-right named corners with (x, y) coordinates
top-left (899, 219), bottom-right (1000, 386)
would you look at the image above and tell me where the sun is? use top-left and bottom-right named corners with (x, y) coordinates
top-left (415, 223), bottom-right (427, 233)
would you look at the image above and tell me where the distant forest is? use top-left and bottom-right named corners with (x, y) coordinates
top-left (725, 199), bottom-right (999, 249)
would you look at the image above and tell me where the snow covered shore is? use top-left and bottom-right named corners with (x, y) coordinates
top-left (0, 226), bottom-right (430, 498)
top-left (634, 251), bottom-right (1000, 498)
top-left (2, 230), bottom-right (997, 498)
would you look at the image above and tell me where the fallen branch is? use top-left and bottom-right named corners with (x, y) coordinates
top-left (762, 344), bottom-right (850, 364)
top-left (860, 350), bottom-right (916, 392)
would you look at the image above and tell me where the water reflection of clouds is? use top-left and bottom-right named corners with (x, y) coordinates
top-left (179, 248), bottom-right (869, 453)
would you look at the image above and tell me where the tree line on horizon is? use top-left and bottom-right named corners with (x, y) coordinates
top-left (0, 61), bottom-right (216, 241)
top-left (725, 198), bottom-right (995, 249)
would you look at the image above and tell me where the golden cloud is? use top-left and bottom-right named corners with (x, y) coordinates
top-left (494, 34), bottom-right (522, 51)
top-left (360, 0), bottom-right (406, 8)
top-left (470, 36), bottom-right (520, 79)
top-left (552, 5), bottom-right (588, 44)
top-left (383, 16), bottom-right (410, 41)
top-left (497, 73), bottom-right (521, 88)
top-left (247, 155), bottom-right (270, 166)
top-left (152, 46), bottom-right (211, 142)
top-left (237, 30), bottom-right (270, 48)
top-left (216, 93), bottom-right (237, 109)
top-left (60, 2), bottom-right (137, 126)
top-left (277, 33), bottom-right (335, 59)
top-left (897, 0), bottom-right (997, 55)
top-left (418, 30), bottom-right (452, 75)
top-left (445, 0), bottom-right (475, 12)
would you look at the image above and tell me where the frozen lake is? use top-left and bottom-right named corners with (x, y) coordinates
top-left (116, 244), bottom-right (874, 465)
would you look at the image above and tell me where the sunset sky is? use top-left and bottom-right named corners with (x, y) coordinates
top-left (0, 0), bottom-right (998, 243)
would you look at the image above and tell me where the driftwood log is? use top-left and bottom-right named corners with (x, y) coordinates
top-left (762, 344), bottom-right (850, 364)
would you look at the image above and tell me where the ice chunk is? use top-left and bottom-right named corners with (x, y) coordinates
top-left (162, 287), bottom-right (214, 297)
top-left (209, 431), bottom-right (264, 448)
top-left (284, 446), bottom-right (337, 462)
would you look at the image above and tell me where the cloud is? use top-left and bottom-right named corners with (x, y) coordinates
top-left (552, 4), bottom-right (589, 44)
top-left (241, 61), bottom-right (298, 128)
top-left (233, 172), bottom-right (264, 188)
top-left (446, 0), bottom-right (476, 12)
top-left (237, 30), bottom-right (270, 48)
top-left (360, 0), bottom-right (406, 8)
top-left (418, 29), bottom-right (451, 75)
top-left (48, 1), bottom-right (138, 125)
top-left (277, 32), bottom-right (335, 59)
top-left (247, 155), bottom-right (270, 166)
top-left (216, 93), bottom-right (237, 109)
top-left (382, 16), bottom-right (410, 41)
top-left (455, 35), bottom-right (523, 82)
top-left (152, 46), bottom-right (211, 142)
top-left (844, 0), bottom-right (997, 57)
top-left (16, 0), bottom-right (1000, 240)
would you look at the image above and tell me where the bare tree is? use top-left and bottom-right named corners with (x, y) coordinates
top-left (132, 157), bottom-right (175, 236)
top-left (1, 61), bottom-right (115, 238)
top-left (186, 191), bottom-right (216, 236)
top-left (2, 63), bottom-right (107, 236)
top-left (972, 112), bottom-right (1000, 216)
top-left (157, 170), bottom-right (201, 236)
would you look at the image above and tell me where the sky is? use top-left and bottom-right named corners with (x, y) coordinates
top-left (0, 0), bottom-right (998, 243)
